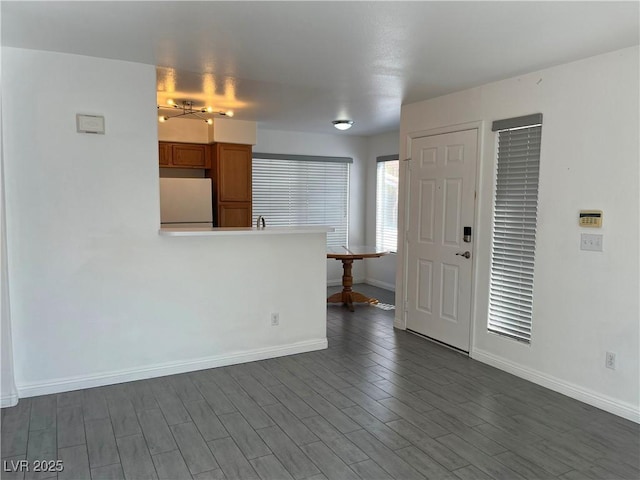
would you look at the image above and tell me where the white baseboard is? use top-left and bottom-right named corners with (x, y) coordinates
top-left (16, 339), bottom-right (327, 399)
top-left (328, 278), bottom-right (395, 290)
top-left (472, 348), bottom-right (640, 424)
top-left (1, 392), bottom-right (19, 408)
top-left (364, 278), bottom-right (396, 292)
top-left (327, 277), bottom-right (366, 288)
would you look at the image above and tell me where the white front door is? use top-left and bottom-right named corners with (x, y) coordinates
top-left (405, 129), bottom-right (478, 352)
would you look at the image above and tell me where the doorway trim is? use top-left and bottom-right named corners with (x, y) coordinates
top-left (395, 120), bottom-right (485, 358)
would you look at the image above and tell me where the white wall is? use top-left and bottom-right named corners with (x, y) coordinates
top-left (364, 131), bottom-right (400, 291)
top-left (208, 119), bottom-right (257, 145)
top-left (3, 48), bottom-right (327, 397)
top-left (158, 117), bottom-right (210, 143)
top-left (254, 129), bottom-right (369, 285)
top-left (398, 46), bottom-right (639, 421)
top-left (0, 14), bottom-right (19, 406)
top-left (158, 117), bottom-right (257, 145)
top-left (1, 95), bottom-right (18, 407)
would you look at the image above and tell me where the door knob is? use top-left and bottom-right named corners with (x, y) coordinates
top-left (456, 251), bottom-right (471, 259)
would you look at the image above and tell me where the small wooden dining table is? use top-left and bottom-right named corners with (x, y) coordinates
top-left (327, 245), bottom-right (390, 311)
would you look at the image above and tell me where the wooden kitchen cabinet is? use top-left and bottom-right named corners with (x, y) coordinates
top-left (215, 143), bottom-right (252, 202)
top-left (159, 142), bottom-right (171, 166)
top-left (217, 202), bottom-right (252, 227)
top-left (209, 143), bottom-right (252, 226)
top-left (159, 141), bottom-right (252, 227)
top-left (172, 143), bottom-right (208, 168)
top-left (159, 142), bottom-right (210, 168)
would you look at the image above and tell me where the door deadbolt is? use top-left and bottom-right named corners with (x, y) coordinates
top-left (463, 226), bottom-right (472, 243)
top-left (456, 251), bottom-right (471, 259)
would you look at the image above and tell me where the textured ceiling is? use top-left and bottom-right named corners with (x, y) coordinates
top-left (2, 1), bottom-right (638, 136)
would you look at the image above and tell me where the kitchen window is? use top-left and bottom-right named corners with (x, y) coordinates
top-left (488, 114), bottom-right (543, 344)
top-left (252, 153), bottom-right (350, 247)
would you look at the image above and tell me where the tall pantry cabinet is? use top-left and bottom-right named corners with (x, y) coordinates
top-left (207, 143), bottom-right (252, 227)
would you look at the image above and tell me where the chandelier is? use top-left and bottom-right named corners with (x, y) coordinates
top-left (158, 100), bottom-right (234, 124)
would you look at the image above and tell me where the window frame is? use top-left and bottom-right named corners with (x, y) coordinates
top-left (488, 114), bottom-right (543, 345)
top-left (251, 152), bottom-right (351, 247)
top-left (375, 154), bottom-right (400, 253)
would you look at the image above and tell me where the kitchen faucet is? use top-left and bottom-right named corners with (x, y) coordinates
top-left (256, 215), bottom-right (266, 229)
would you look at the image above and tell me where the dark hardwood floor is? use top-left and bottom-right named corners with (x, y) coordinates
top-left (2, 284), bottom-right (638, 479)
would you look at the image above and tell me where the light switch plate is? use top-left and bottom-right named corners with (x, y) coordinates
top-left (581, 233), bottom-right (603, 252)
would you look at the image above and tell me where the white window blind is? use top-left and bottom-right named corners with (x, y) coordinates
top-left (489, 114), bottom-right (542, 344)
top-left (252, 154), bottom-right (350, 247)
top-left (376, 156), bottom-right (399, 252)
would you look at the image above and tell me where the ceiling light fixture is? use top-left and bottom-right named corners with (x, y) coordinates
top-left (157, 100), bottom-right (234, 124)
top-left (332, 120), bottom-right (354, 131)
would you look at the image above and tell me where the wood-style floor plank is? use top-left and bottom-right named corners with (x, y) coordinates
top-left (170, 422), bottom-right (219, 475)
top-left (84, 418), bottom-right (120, 468)
top-left (116, 434), bottom-right (158, 480)
top-left (218, 411), bottom-right (272, 460)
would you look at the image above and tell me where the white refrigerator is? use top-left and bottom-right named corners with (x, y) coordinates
top-left (159, 178), bottom-right (214, 228)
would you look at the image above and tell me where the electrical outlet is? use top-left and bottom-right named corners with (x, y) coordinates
top-left (271, 313), bottom-right (280, 326)
top-left (581, 233), bottom-right (603, 252)
top-left (605, 351), bottom-right (616, 370)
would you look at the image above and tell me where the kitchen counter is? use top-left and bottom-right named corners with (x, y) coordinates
top-left (159, 226), bottom-right (333, 237)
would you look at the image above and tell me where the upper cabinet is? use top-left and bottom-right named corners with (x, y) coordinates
top-left (159, 142), bottom-right (211, 168)
top-left (159, 142), bottom-right (171, 166)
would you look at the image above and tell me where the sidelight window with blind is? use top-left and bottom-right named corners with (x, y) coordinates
top-left (252, 153), bottom-right (350, 247)
top-left (376, 155), bottom-right (399, 252)
top-left (488, 114), bottom-right (542, 344)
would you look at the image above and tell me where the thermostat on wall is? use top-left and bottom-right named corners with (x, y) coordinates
top-left (76, 114), bottom-right (105, 134)
top-left (579, 210), bottom-right (603, 228)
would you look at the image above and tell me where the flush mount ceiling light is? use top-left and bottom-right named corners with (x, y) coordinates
top-left (158, 100), bottom-right (234, 124)
top-left (332, 120), bottom-right (354, 131)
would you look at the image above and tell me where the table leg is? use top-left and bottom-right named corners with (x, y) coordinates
top-left (327, 258), bottom-right (379, 311)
